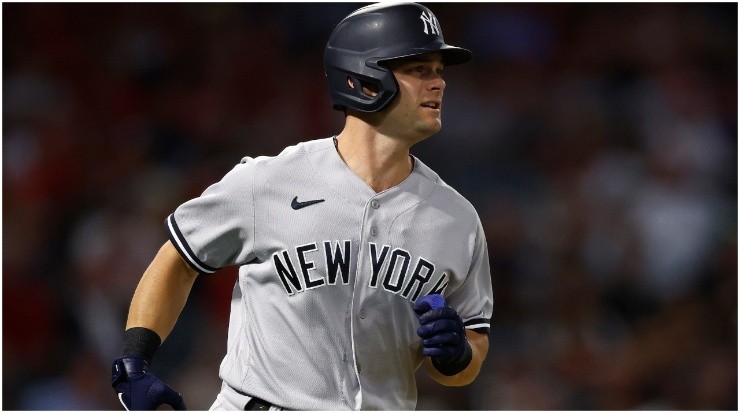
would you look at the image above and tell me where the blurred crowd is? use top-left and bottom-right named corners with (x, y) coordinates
top-left (3, 3), bottom-right (737, 410)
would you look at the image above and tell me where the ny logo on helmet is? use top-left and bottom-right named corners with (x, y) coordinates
top-left (419, 11), bottom-right (440, 35)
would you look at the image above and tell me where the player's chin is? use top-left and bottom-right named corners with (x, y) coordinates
top-left (421, 118), bottom-right (443, 136)
top-left (411, 113), bottom-right (443, 139)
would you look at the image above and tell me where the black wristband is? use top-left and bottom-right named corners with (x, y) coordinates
top-left (122, 327), bottom-right (162, 364)
top-left (432, 340), bottom-right (473, 376)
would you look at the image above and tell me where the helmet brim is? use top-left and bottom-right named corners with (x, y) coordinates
top-left (376, 44), bottom-right (472, 67)
top-left (439, 45), bottom-right (473, 66)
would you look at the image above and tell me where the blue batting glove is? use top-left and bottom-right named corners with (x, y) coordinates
top-left (413, 294), bottom-right (446, 314)
top-left (111, 357), bottom-right (186, 411)
top-left (413, 294), bottom-right (473, 375)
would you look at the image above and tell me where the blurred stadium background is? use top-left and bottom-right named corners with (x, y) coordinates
top-left (3, 2), bottom-right (737, 410)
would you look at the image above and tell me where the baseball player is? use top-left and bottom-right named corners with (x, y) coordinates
top-left (112, 2), bottom-right (493, 410)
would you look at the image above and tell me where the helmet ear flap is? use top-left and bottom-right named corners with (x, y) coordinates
top-left (327, 65), bottom-right (398, 113)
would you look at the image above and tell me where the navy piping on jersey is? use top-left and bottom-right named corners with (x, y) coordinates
top-left (464, 318), bottom-right (491, 334)
top-left (165, 214), bottom-right (219, 274)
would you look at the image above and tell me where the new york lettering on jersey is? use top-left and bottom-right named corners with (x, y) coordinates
top-left (271, 240), bottom-right (448, 301)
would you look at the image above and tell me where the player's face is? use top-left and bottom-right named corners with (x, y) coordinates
top-left (382, 52), bottom-right (446, 143)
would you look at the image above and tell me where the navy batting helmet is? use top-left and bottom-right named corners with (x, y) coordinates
top-left (324, 2), bottom-right (472, 113)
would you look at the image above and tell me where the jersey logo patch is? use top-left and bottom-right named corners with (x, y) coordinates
top-left (291, 196), bottom-right (325, 210)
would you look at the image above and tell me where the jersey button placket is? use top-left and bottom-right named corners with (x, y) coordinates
top-left (367, 198), bottom-right (381, 237)
top-left (357, 199), bottom-right (379, 382)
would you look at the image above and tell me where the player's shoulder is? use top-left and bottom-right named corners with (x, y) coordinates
top-left (414, 157), bottom-right (480, 220)
top-left (238, 137), bottom-right (334, 171)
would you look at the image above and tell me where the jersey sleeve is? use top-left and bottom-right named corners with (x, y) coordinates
top-left (447, 215), bottom-right (493, 334)
top-left (165, 157), bottom-right (257, 274)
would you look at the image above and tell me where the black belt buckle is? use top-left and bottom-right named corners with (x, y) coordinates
top-left (244, 396), bottom-right (273, 411)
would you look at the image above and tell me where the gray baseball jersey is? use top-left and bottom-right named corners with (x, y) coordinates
top-left (166, 137), bottom-right (493, 410)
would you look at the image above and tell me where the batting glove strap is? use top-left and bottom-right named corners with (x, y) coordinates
top-left (111, 357), bottom-right (187, 411)
top-left (431, 340), bottom-right (473, 376)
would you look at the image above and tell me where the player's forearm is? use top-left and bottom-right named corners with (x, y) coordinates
top-left (125, 240), bottom-right (199, 341)
top-left (425, 330), bottom-right (489, 386)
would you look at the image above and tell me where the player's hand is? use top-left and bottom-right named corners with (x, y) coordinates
top-left (414, 294), bottom-right (473, 375)
top-left (414, 294), bottom-right (467, 360)
top-left (111, 356), bottom-right (187, 411)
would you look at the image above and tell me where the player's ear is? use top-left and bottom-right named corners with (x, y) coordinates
top-left (347, 77), bottom-right (379, 97)
top-left (362, 82), bottom-right (379, 97)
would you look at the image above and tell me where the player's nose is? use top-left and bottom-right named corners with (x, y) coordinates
top-left (428, 75), bottom-right (446, 92)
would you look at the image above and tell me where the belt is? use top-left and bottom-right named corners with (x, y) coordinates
top-left (244, 395), bottom-right (284, 411)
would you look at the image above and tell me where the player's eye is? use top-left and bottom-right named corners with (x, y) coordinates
top-left (404, 63), bottom-right (443, 78)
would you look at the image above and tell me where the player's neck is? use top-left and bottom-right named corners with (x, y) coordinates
top-left (334, 123), bottom-right (415, 193)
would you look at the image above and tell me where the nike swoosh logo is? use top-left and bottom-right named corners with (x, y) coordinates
top-left (118, 393), bottom-right (130, 411)
top-left (291, 196), bottom-right (325, 210)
